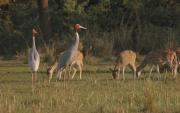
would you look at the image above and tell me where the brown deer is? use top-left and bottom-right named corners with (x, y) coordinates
top-left (47, 51), bottom-right (83, 83)
top-left (110, 50), bottom-right (136, 80)
top-left (176, 47), bottom-right (180, 65)
top-left (176, 47), bottom-right (180, 72)
top-left (70, 51), bottom-right (83, 79)
top-left (47, 58), bottom-right (58, 83)
top-left (136, 49), bottom-right (178, 78)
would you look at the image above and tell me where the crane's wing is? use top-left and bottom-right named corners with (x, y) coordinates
top-left (57, 50), bottom-right (73, 70)
top-left (28, 48), bottom-right (40, 71)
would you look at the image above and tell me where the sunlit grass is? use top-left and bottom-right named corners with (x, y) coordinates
top-left (0, 60), bottom-right (180, 113)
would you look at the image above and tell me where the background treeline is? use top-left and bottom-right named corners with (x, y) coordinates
top-left (0, 0), bottom-right (180, 58)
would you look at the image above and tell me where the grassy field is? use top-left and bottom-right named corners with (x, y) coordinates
top-left (0, 60), bottom-right (180, 113)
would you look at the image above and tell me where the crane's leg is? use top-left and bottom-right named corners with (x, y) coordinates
top-left (59, 69), bottom-right (63, 80)
top-left (32, 72), bottom-right (34, 85)
top-left (35, 71), bottom-right (37, 82)
top-left (58, 68), bottom-right (64, 81)
top-left (64, 67), bottom-right (69, 80)
top-left (32, 71), bottom-right (36, 84)
top-left (31, 71), bottom-right (36, 90)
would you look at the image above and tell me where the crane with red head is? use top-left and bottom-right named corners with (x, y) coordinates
top-left (28, 27), bottom-right (40, 85)
top-left (56, 24), bottom-right (86, 80)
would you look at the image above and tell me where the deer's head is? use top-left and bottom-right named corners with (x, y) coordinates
top-left (109, 68), bottom-right (118, 79)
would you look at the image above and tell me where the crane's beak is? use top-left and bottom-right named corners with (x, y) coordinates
top-left (79, 25), bottom-right (87, 30)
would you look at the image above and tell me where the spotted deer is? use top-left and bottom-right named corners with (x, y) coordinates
top-left (175, 47), bottom-right (180, 72)
top-left (136, 49), bottom-right (178, 78)
top-left (47, 51), bottom-right (83, 83)
top-left (110, 50), bottom-right (136, 80)
top-left (47, 58), bottom-right (58, 83)
top-left (176, 48), bottom-right (180, 65)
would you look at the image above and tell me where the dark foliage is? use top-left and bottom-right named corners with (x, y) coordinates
top-left (0, 0), bottom-right (180, 56)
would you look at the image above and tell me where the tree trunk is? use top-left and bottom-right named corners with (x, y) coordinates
top-left (137, 12), bottom-right (142, 52)
top-left (37, 0), bottom-right (52, 44)
top-left (132, 11), bottom-right (141, 52)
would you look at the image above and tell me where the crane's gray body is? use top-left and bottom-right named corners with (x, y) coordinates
top-left (28, 37), bottom-right (40, 72)
top-left (57, 32), bottom-right (79, 71)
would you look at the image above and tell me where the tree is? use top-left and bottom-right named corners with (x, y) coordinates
top-left (37, 0), bottom-right (52, 44)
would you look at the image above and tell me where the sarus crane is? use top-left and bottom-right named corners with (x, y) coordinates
top-left (28, 27), bottom-right (40, 85)
top-left (56, 24), bottom-right (86, 80)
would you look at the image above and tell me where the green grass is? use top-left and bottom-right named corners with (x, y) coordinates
top-left (0, 60), bottom-right (180, 113)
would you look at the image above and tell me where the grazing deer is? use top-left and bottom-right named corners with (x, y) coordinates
top-left (47, 51), bottom-right (83, 83)
top-left (176, 47), bottom-right (180, 72)
top-left (176, 47), bottom-right (180, 65)
top-left (47, 58), bottom-right (58, 83)
top-left (110, 50), bottom-right (136, 80)
top-left (136, 49), bottom-right (178, 78)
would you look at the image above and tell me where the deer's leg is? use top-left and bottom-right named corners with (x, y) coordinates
top-left (174, 68), bottom-right (177, 79)
top-left (172, 63), bottom-right (178, 79)
top-left (64, 68), bottom-right (67, 81)
top-left (136, 62), bottom-right (146, 77)
top-left (174, 65), bottom-right (177, 78)
top-left (156, 65), bottom-right (161, 78)
top-left (149, 65), bottom-right (154, 77)
top-left (69, 65), bottom-right (73, 77)
top-left (117, 68), bottom-right (121, 80)
top-left (122, 66), bottom-right (126, 80)
top-left (48, 73), bottom-right (52, 83)
top-left (78, 64), bottom-right (82, 79)
top-left (129, 64), bottom-right (136, 79)
top-left (66, 67), bottom-right (71, 80)
top-left (68, 66), bottom-right (71, 80)
top-left (71, 67), bottom-right (77, 79)
top-left (62, 67), bottom-right (69, 80)
top-left (156, 65), bottom-right (160, 73)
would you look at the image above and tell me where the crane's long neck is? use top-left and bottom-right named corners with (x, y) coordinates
top-left (73, 32), bottom-right (79, 50)
top-left (32, 37), bottom-right (36, 50)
